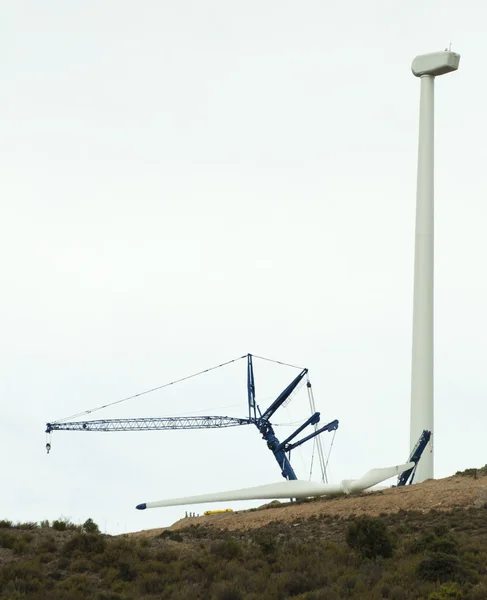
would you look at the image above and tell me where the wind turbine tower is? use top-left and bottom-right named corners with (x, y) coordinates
top-left (410, 51), bottom-right (460, 483)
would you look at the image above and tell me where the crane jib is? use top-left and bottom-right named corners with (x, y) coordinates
top-left (45, 416), bottom-right (252, 433)
top-left (45, 353), bottom-right (339, 483)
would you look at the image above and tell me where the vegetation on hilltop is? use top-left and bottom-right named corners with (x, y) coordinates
top-left (1, 506), bottom-right (487, 599)
top-left (455, 465), bottom-right (487, 478)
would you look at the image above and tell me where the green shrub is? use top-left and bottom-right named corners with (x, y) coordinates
top-left (210, 538), bottom-right (242, 560)
top-left (0, 531), bottom-right (15, 548)
top-left (15, 521), bottom-right (38, 530)
top-left (119, 561), bottom-right (137, 582)
top-left (417, 553), bottom-right (465, 583)
top-left (56, 573), bottom-right (94, 594)
top-left (428, 582), bottom-right (464, 599)
top-left (158, 529), bottom-right (172, 539)
top-left (158, 529), bottom-right (183, 542)
top-left (455, 465), bottom-right (487, 477)
top-left (38, 552), bottom-right (54, 564)
top-left (52, 518), bottom-right (81, 532)
top-left (38, 536), bottom-right (57, 553)
top-left (99, 537), bottom-right (140, 570)
top-left (430, 537), bottom-right (459, 555)
top-left (282, 571), bottom-right (313, 596)
top-left (52, 519), bottom-right (68, 531)
top-left (255, 533), bottom-right (276, 556)
top-left (82, 518), bottom-right (100, 534)
top-left (0, 560), bottom-right (44, 593)
top-left (12, 539), bottom-right (29, 555)
top-left (70, 557), bottom-right (92, 573)
top-left (138, 572), bottom-right (166, 595)
top-left (0, 519), bottom-right (12, 528)
top-left (411, 533), bottom-right (459, 556)
top-left (211, 581), bottom-right (244, 600)
top-left (62, 533), bottom-right (106, 557)
top-left (346, 516), bottom-right (394, 559)
top-left (469, 583), bottom-right (487, 600)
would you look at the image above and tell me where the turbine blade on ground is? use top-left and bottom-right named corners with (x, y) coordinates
top-left (136, 480), bottom-right (342, 510)
top-left (135, 461), bottom-right (416, 510)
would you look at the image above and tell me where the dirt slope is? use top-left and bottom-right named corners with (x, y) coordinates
top-left (130, 474), bottom-right (487, 537)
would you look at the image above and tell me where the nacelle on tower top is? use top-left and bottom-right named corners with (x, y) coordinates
top-left (412, 51), bottom-right (460, 77)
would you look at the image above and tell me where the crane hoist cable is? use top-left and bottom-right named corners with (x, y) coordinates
top-left (306, 376), bottom-right (328, 483)
top-left (52, 354), bottom-right (305, 425)
top-left (52, 354), bottom-right (248, 424)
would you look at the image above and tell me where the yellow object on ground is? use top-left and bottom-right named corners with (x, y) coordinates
top-left (203, 508), bottom-right (233, 516)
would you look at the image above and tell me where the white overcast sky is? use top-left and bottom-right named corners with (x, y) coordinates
top-left (1, 1), bottom-right (486, 534)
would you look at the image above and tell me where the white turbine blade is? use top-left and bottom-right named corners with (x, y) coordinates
top-left (136, 462), bottom-right (416, 510)
top-left (347, 462), bottom-right (415, 493)
top-left (136, 480), bottom-right (342, 510)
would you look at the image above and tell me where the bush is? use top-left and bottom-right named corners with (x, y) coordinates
top-left (0, 560), bottom-right (44, 594)
top-left (255, 534), bottom-right (276, 556)
top-left (70, 557), bottom-right (92, 573)
top-left (0, 519), bottom-right (12, 528)
top-left (455, 465), bottom-right (487, 477)
top-left (282, 571), bottom-right (313, 596)
top-left (62, 533), bottom-right (106, 557)
top-left (417, 553), bottom-right (465, 583)
top-left (52, 518), bottom-right (81, 532)
top-left (0, 531), bottom-right (15, 548)
top-left (138, 572), bottom-right (166, 595)
top-left (52, 519), bottom-right (68, 531)
top-left (99, 537), bottom-right (142, 570)
top-left (158, 529), bottom-right (183, 542)
top-left (83, 518), bottom-right (100, 534)
top-left (16, 521), bottom-right (38, 530)
top-left (56, 573), bottom-right (94, 595)
top-left (346, 516), bottom-right (394, 559)
top-left (210, 538), bottom-right (242, 560)
top-left (118, 561), bottom-right (138, 582)
top-left (411, 533), bottom-right (459, 556)
top-left (211, 581), bottom-right (244, 600)
top-left (12, 539), bottom-right (29, 555)
top-left (38, 537), bottom-right (57, 553)
top-left (428, 582), bottom-right (464, 599)
top-left (430, 537), bottom-right (459, 555)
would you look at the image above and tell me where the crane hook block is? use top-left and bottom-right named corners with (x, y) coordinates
top-left (46, 443), bottom-right (51, 454)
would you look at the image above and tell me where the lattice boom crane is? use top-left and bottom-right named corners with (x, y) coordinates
top-left (46, 416), bottom-right (251, 433)
top-left (45, 354), bottom-right (339, 482)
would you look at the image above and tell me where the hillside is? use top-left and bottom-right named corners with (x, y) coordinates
top-left (1, 471), bottom-right (487, 600)
top-left (132, 472), bottom-right (487, 535)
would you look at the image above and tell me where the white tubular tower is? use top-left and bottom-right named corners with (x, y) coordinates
top-left (410, 51), bottom-right (460, 483)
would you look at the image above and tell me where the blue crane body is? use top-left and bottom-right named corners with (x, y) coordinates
top-left (46, 354), bottom-right (339, 481)
top-left (397, 429), bottom-right (432, 486)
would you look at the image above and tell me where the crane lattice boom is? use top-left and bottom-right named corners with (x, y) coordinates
top-left (46, 416), bottom-right (251, 433)
top-left (45, 354), bottom-right (339, 482)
